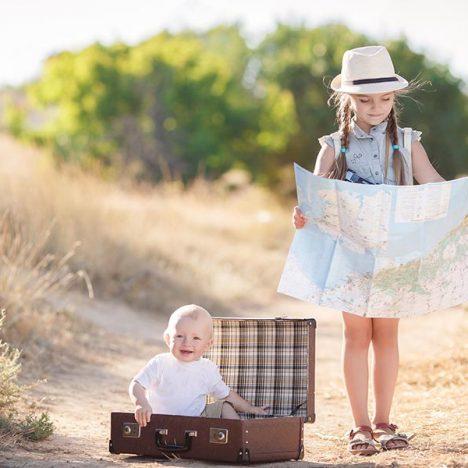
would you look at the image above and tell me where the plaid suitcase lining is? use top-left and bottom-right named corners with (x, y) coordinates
top-left (205, 319), bottom-right (310, 419)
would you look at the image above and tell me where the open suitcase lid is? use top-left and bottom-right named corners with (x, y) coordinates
top-left (205, 317), bottom-right (316, 423)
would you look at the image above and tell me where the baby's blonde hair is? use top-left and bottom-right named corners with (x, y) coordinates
top-left (164, 304), bottom-right (213, 338)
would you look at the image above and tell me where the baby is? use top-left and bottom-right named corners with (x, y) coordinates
top-left (129, 304), bottom-right (269, 427)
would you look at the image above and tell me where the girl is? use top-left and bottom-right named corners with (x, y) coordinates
top-left (293, 46), bottom-right (445, 455)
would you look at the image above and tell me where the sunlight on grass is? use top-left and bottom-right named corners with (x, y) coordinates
top-left (0, 134), bottom-right (293, 315)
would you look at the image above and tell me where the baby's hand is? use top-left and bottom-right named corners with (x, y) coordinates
top-left (134, 402), bottom-right (152, 427)
top-left (250, 405), bottom-right (271, 416)
top-left (292, 206), bottom-right (307, 229)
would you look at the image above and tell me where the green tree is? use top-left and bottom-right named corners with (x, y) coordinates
top-left (256, 24), bottom-right (468, 181)
top-left (27, 42), bottom-right (137, 169)
top-left (387, 38), bottom-right (468, 178)
top-left (4, 23), bottom-right (467, 183)
top-left (255, 23), bottom-right (368, 182)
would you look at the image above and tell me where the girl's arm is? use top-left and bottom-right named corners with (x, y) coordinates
top-left (313, 144), bottom-right (336, 177)
top-left (411, 141), bottom-right (446, 183)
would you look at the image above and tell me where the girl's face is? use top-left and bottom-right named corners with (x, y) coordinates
top-left (348, 92), bottom-right (395, 126)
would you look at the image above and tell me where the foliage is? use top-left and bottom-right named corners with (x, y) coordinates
top-left (0, 311), bottom-right (23, 412)
top-left (19, 413), bottom-right (54, 441)
top-left (0, 310), bottom-right (54, 446)
top-left (4, 23), bottom-right (467, 183)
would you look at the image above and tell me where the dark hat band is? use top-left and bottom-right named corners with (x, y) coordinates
top-left (343, 76), bottom-right (399, 85)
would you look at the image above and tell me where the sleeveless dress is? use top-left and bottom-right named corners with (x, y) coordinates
top-left (318, 118), bottom-right (421, 185)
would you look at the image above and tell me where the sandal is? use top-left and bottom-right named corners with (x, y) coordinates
top-left (346, 425), bottom-right (379, 456)
top-left (373, 423), bottom-right (415, 451)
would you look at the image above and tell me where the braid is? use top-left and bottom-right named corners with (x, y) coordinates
top-left (387, 107), bottom-right (407, 185)
top-left (328, 96), bottom-right (351, 180)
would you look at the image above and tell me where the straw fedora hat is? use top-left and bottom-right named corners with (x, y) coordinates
top-left (331, 45), bottom-right (408, 94)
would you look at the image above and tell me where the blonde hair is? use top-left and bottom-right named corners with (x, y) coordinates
top-left (326, 79), bottom-right (427, 185)
top-left (164, 304), bottom-right (213, 337)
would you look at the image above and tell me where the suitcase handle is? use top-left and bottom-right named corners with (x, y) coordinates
top-left (155, 429), bottom-right (197, 452)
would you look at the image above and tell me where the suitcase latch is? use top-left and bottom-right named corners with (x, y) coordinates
top-left (155, 428), bottom-right (197, 452)
top-left (209, 427), bottom-right (229, 444)
top-left (122, 422), bottom-right (140, 438)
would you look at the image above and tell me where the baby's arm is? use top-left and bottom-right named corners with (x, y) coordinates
top-left (412, 141), bottom-right (445, 183)
top-left (224, 390), bottom-right (270, 415)
top-left (129, 380), bottom-right (153, 427)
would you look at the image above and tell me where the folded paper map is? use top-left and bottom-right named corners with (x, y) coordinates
top-left (278, 163), bottom-right (468, 318)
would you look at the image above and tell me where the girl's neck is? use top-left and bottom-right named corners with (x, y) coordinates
top-left (354, 116), bottom-right (389, 134)
top-left (354, 116), bottom-right (373, 134)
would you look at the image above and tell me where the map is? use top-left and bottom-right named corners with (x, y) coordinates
top-left (277, 163), bottom-right (468, 318)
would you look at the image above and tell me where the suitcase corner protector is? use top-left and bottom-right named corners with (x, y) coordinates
top-left (237, 447), bottom-right (250, 464)
top-left (108, 439), bottom-right (118, 454)
top-left (307, 318), bottom-right (317, 328)
top-left (299, 443), bottom-right (305, 460)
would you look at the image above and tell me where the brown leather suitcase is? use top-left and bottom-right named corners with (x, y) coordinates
top-left (109, 317), bottom-right (316, 464)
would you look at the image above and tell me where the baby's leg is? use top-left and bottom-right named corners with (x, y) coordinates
top-left (221, 402), bottom-right (240, 420)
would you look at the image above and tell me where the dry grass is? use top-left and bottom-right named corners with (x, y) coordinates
top-left (299, 313), bottom-right (468, 467)
top-left (0, 134), bottom-right (291, 316)
top-left (402, 348), bottom-right (466, 389)
top-left (0, 150), bottom-right (95, 449)
top-left (0, 129), bottom-right (294, 385)
top-left (0, 210), bottom-right (88, 360)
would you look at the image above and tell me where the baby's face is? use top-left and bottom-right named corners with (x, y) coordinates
top-left (165, 316), bottom-right (213, 362)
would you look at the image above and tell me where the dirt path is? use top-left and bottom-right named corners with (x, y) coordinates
top-left (1, 292), bottom-right (466, 467)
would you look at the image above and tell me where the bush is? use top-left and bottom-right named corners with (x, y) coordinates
top-left (19, 413), bottom-right (54, 441)
top-left (0, 310), bottom-right (54, 447)
top-left (0, 311), bottom-right (22, 412)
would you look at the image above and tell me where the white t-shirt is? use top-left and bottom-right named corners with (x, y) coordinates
top-left (133, 353), bottom-right (230, 416)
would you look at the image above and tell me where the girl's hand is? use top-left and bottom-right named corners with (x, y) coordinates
top-left (292, 206), bottom-right (307, 229)
top-left (134, 402), bottom-right (152, 427)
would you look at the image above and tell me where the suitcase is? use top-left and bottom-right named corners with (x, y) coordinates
top-left (109, 317), bottom-right (316, 464)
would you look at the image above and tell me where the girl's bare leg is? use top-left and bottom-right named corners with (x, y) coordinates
top-left (372, 317), bottom-right (403, 448)
top-left (371, 317), bottom-right (399, 423)
top-left (342, 312), bottom-right (373, 434)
